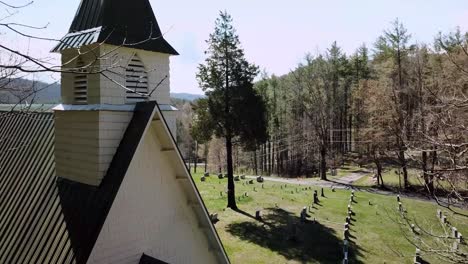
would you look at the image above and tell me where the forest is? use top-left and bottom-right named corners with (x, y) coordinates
top-left (177, 19), bottom-right (467, 203)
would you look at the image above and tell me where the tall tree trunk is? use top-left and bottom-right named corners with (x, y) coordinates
top-left (194, 141), bottom-right (198, 173)
top-left (422, 151), bottom-right (434, 195)
top-left (268, 140), bottom-right (272, 175)
top-left (399, 149), bottom-right (409, 188)
top-left (204, 144), bottom-right (208, 173)
top-left (320, 144), bottom-right (327, 180)
top-left (253, 150), bottom-right (258, 175)
top-left (226, 135), bottom-right (237, 209)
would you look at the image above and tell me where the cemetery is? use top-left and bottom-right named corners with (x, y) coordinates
top-left (193, 171), bottom-right (468, 264)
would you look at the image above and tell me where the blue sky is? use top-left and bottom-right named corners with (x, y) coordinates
top-left (7, 0), bottom-right (468, 94)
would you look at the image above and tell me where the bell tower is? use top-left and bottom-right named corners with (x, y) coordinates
top-left (52, 0), bottom-right (178, 186)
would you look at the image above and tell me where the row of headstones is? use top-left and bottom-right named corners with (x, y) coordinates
top-left (298, 188), bottom-right (327, 223)
top-left (201, 173), bottom-right (264, 183)
top-left (437, 209), bottom-right (464, 248)
top-left (343, 190), bottom-right (356, 264)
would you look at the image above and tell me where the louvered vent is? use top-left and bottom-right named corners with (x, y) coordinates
top-left (126, 55), bottom-right (149, 103)
top-left (74, 59), bottom-right (88, 104)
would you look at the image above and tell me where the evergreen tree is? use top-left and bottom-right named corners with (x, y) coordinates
top-left (196, 11), bottom-right (267, 209)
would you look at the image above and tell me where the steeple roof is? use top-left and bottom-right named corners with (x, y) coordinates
top-left (52, 0), bottom-right (178, 55)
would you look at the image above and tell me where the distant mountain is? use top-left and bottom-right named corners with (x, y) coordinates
top-left (0, 79), bottom-right (61, 104)
top-left (170, 93), bottom-right (205, 101)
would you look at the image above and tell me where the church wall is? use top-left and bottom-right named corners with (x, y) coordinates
top-left (87, 123), bottom-right (218, 264)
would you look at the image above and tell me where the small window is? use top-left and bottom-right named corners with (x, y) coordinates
top-left (126, 55), bottom-right (149, 103)
top-left (74, 58), bottom-right (88, 104)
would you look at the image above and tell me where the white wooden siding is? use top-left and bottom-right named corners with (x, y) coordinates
top-left (87, 124), bottom-right (218, 264)
top-left (54, 110), bottom-right (133, 186)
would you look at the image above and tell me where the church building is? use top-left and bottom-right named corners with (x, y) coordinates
top-left (0, 0), bottom-right (229, 263)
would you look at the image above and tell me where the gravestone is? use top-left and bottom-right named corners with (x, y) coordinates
top-left (234, 176), bottom-right (240, 181)
top-left (414, 248), bottom-right (422, 264)
top-left (248, 180), bottom-right (254, 184)
top-left (255, 210), bottom-right (262, 220)
top-left (257, 176), bottom-right (264, 183)
top-left (397, 195), bottom-right (400, 202)
top-left (332, 187), bottom-right (336, 192)
top-left (244, 192), bottom-right (249, 197)
top-left (398, 202), bottom-right (403, 212)
top-left (201, 176), bottom-right (206, 182)
top-left (458, 234), bottom-right (463, 243)
top-left (344, 228), bottom-right (349, 239)
top-left (346, 216), bottom-right (351, 224)
top-left (300, 207), bottom-right (308, 222)
top-left (321, 188), bottom-right (325, 197)
top-left (344, 223), bottom-right (349, 229)
top-left (218, 173), bottom-right (224, 179)
top-left (452, 227), bottom-right (458, 238)
top-left (442, 215), bottom-right (447, 224)
top-left (313, 190), bottom-right (319, 204)
top-left (220, 191), bottom-right (223, 197)
top-left (210, 213), bottom-right (219, 223)
top-left (240, 175), bottom-right (246, 180)
top-left (204, 172), bottom-right (210, 177)
top-left (437, 209), bottom-right (442, 219)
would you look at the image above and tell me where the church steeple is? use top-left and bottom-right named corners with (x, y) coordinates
top-left (53, 0), bottom-right (178, 55)
top-left (52, 0), bottom-right (178, 186)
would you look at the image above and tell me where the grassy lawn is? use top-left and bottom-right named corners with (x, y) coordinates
top-left (193, 171), bottom-right (468, 264)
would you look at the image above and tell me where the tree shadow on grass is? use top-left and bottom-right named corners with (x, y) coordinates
top-left (227, 208), bottom-right (365, 264)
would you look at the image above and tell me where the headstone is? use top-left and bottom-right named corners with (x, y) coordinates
top-left (414, 248), bottom-right (422, 264)
top-left (442, 215), bottom-right (447, 224)
top-left (453, 240), bottom-right (459, 251)
top-left (244, 192), bottom-right (249, 197)
top-left (220, 191), bottom-right (223, 197)
top-left (398, 202), bottom-right (403, 212)
top-left (257, 176), bottom-right (264, 183)
top-left (321, 188), bottom-right (325, 197)
top-left (210, 213), bottom-right (219, 222)
top-left (218, 173), bottom-right (224, 179)
top-left (437, 209), bottom-right (442, 219)
top-left (248, 180), bottom-right (254, 184)
top-left (458, 233), bottom-right (463, 243)
top-left (313, 190), bottom-right (319, 204)
top-left (300, 207), bottom-right (307, 222)
top-left (452, 227), bottom-right (458, 238)
top-left (240, 175), bottom-right (246, 180)
top-left (332, 187), bottom-right (336, 192)
top-left (346, 216), bottom-right (351, 224)
top-left (344, 223), bottom-right (349, 229)
top-left (411, 224), bottom-right (416, 233)
top-left (397, 195), bottom-right (400, 202)
top-left (234, 176), bottom-right (240, 181)
top-left (344, 228), bottom-right (349, 239)
top-left (255, 210), bottom-right (262, 220)
top-left (201, 176), bottom-right (206, 182)
top-left (204, 172), bottom-right (210, 177)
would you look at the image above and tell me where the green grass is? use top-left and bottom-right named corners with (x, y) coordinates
top-left (194, 172), bottom-right (468, 264)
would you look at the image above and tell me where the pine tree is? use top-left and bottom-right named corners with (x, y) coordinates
top-left (196, 11), bottom-right (267, 209)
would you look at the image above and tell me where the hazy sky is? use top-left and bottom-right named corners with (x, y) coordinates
top-left (7, 0), bottom-right (468, 94)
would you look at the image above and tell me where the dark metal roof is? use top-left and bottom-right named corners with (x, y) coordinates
top-left (0, 102), bottom-right (157, 264)
top-left (51, 28), bottom-right (101, 53)
top-left (52, 0), bottom-right (178, 55)
top-left (139, 254), bottom-right (169, 264)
